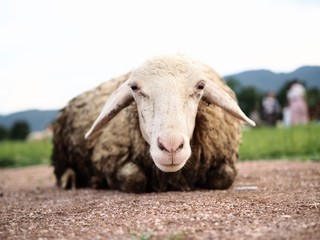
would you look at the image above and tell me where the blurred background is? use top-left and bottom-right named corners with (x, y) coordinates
top-left (0, 0), bottom-right (319, 167)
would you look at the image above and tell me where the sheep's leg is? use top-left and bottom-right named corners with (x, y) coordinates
top-left (113, 162), bottom-right (147, 193)
top-left (205, 160), bottom-right (236, 190)
top-left (60, 168), bottom-right (76, 189)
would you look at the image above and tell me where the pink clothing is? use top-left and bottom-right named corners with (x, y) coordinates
top-left (287, 83), bottom-right (309, 125)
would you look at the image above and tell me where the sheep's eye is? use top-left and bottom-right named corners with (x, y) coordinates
top-left (197, 81), bottom-right (205, 90)
top-left (130, 84), bottom-right (139, 92)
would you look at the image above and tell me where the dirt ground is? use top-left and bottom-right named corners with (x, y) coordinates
top-left (0, 161), bottom-right (319, 240)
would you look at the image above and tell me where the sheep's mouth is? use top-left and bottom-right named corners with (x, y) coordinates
top-left (150, 138), bottom-right (191, 172)
top-left (154, 161), bottom-right (185, 173)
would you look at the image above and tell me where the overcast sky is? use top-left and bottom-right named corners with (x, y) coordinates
top-left (1, 0), bottom-right (319, 114)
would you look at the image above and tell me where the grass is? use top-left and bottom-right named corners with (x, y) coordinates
top-left (0, 140), bottom-right (52, 167)
top-left (239, 123), bottom-right (320, 161)
top-left (130, 232), bottom-right (153, 240)
top-left (0, 123), bottom-right (319, 168)
top-left (130, 231), bottom-right (185, 240)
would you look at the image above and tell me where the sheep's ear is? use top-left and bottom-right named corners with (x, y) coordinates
top-left (202, 80), bottom-right (256, 126)
top-left (85, 81), bottom-right (133, 139)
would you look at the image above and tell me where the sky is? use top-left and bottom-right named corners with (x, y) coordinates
top-left (1, 0), bottom-right (320, 114)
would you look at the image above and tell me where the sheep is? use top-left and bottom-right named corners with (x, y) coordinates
top-left (51, 54), bottom-right (255, 193)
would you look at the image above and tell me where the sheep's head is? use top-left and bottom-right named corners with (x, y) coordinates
top-left (85, 55), bottom-right (255, 172)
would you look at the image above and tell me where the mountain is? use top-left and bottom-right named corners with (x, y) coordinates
top-left (224, 66), bottom-right (320, 92)
top-left (0, 109), bottom-right (59, 132)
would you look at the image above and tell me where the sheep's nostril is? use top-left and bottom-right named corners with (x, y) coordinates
top-left (158, 139), bottom-right (168, 152)
top-left (178, 143), bottom-right (184, 149)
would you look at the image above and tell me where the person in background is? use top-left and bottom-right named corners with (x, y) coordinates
top-left (282, 104), bottom-right (291, 127)
top-left (287, 80), bottom-right (309, 125)
top-left (262, 91), bottom-right (281, 126)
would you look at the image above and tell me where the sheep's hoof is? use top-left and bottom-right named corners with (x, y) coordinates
top-left (60, 168), bottom-right (76, 190)
top-left (115, 162), bottom-right (147, 193)
top-left (205, 163), bottom-right (236, 190)
top-left (90, 176), bottom-right (105, 189)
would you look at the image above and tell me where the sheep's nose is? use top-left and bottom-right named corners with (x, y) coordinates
top-left (157, 134), bottom-right (184, 153)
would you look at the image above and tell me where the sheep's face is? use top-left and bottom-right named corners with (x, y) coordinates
top-left (85, 55), bottom-right (255, 173)
top-left (128, 65), bottom-right (206, 172)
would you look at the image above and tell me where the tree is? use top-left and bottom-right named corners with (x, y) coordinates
top-left (307, 87), bottom-right (320, 120)
top-left (0, 125), bottom-right (8, 141)
top-left (9, 121), bottom-right (30, 140)
top-left (237, 86), bottom-right (262, 116)
top-left (276, 81), bottom-right (292, 107)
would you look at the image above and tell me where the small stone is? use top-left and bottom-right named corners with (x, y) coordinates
top-left (233, 186), bottom-right (258, 191)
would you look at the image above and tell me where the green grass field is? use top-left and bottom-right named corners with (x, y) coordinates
top-left (0, 123), bottom-right (319, 168)
top-left (0, 140), bottom-right (52, 167)
top-left (240, 123), bottom-right (320, 161)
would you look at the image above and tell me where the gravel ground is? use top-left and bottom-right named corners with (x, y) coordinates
top-left (0, 160), bottom-right (319, 240)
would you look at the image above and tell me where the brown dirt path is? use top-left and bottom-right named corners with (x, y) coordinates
top-left (0, 160), bottom-right (319, 240)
